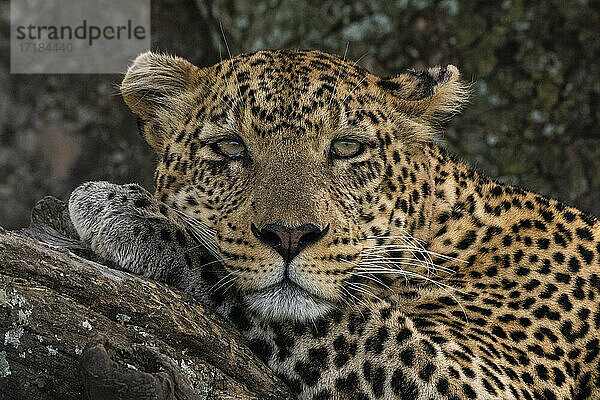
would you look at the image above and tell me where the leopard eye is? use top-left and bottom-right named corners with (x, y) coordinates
top-left (331, 139), bottom-right (363, 159)
top-left (213, 139), bottom-right (246, 158)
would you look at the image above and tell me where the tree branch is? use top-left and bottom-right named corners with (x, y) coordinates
top-left (0, 228), bottom-right (292, 400)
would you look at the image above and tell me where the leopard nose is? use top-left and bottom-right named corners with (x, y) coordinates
top-left (251, 223), bottom-right (329, 263)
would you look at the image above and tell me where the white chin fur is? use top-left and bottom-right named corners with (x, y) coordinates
top-left (244, 283), bottom-right (334, 322)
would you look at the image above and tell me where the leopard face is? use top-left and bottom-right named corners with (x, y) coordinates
top-left (120, 49), bottom-right (467, 322)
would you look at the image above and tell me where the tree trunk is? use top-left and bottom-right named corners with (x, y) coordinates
top-left (0, 227), bottom-right (292, 400)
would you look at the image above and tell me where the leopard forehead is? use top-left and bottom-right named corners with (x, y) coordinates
top-left (121, 49), bottom-right (466, 150)
top-left (210, 49), bottom-right (374, 104)
top-left (198, 50), bottom-right (383, 139)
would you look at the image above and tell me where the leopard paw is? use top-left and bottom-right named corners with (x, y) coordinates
top-left (68, 181), bottom-right (195, 283)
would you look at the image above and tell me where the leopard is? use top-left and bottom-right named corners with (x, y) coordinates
top-left (68, 49), bottom-right (600, 400)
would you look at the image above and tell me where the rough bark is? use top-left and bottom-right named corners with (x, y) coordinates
top-left (0, 227), bottom-right (292, 400)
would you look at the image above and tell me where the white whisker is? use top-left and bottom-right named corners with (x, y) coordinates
top-left (220, 277), bottom-right (239, 295)
top-left (219, 22), bottom-right (243, 104)
top-left (346, 281), bottom-right (383, 302)
top-left (210, 272), bottom-right (236, 292)
top-left (353, 268), bottom-right (468, 320)
top-left (338, 285), bottom-right (373, 316)
top-left (347, 229), bottom-right (470, 321)
top-left (189, 258), bottom-right (227, 271)
top-left (172, 208), bottom-right (220, 259)
top-left (328, 42), bottom-right (349, 105)
top-left (341, 76), bottom-right (368, 104)
top-left (359, 257), bottom-right (456, 275)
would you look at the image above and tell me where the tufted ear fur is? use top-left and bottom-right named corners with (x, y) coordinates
top-left (121, 52), bottom-right (201, 152)
top-left (378, 65), bottom-right (470, 124)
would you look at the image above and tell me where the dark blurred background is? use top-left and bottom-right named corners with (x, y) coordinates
top-left (1, 0), bottom-right (599, 229)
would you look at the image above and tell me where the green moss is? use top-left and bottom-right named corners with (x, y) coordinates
top-left (0, 351), bottom-right (10, 378)
top-left (116, 313), bottom-right (131, 324)
top-left (4, 327), bottom-right (24, 349)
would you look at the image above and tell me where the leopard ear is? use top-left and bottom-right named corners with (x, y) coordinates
top-left (121, 52), bottom-right (201, 151)
top-left (378, 65), bottom-right (470, 123)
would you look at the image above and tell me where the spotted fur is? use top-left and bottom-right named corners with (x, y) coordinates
top-left (69, 49), bottom-right (600, 399)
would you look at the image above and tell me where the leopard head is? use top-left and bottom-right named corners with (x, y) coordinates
top-left (120, 49), bottom-right (467, 321)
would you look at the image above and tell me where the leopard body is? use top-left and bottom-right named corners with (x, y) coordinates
top-left (69, 49), bottom-right (600, 400)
